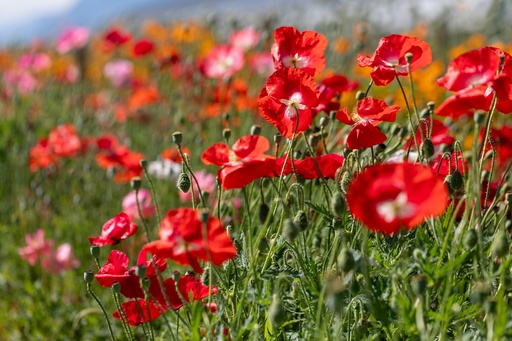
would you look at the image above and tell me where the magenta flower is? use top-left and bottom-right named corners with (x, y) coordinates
top-left (122, 189), bottom-right (156, 221)
top-left (103, 60), bottom-right (133, 87)
top-left (56, 26), bottom-right (90, 54)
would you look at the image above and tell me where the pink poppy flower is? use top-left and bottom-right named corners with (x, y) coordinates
top-left (229, 27), bottom-right (261, 51)
top-left (56, 26), bottom-right (89, 54)
top-left (200, 45), bottom-right (245, 79)
top-left (103, 60), bottom-right (133, 87)
top-left (41, 243), bottom-right (80, 274)
top-left (18, 53), bottom-right (51, 72)
top-left (18, 229), bottom-right (53, 266)
top-left (122, 189), bottom-right (156, 221)
top-left (178, 170), bottom-right (215, 203)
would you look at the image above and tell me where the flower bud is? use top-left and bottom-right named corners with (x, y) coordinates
top-left (337, 247), bottom-right (355, 273)
top-left (199, 210), bottom-right (209, 224)
top-left (308, 134), bottom-right (320, 150)
top-left (420, 108), bottom-right (430, 119)
top-left (268, 294), bottom-right (287, 327)
top-left (139, 159), bottom-right (148, 169)
top-left (84, 270), bottom-right (94, 284)
top-left (172, 131), bottom-right (183, 145)
top-left (90, 245), bottom-right (100, 259)
top-left (222, 128), bottom-right (231, 141)
top-left (136, 264), bottom-right (147, 279)
top-left (491, 230), bottom-right (509, 259)
top-left (177, 172), bottom-right (191, 193)
top-left (473, 111), bottom-right (485, 124)
top-left (463, 229), bottom-right (478, 251)
top-left (411, 274), bottom-right (427, 296)
top-left (250, 125), bottom-right (261, 136)
top-left (331, 192), bottom-right (346, 217)
top-left (172, 271), bottom-right (181, 282)
top-left (421, 139), bottom-right (435, 159)
top-left (450, 170), bottom-right (464, 191)
top-left (427, 101), bottom-right (435, 112)
top-left (340, 172), bottom-right (351, 195)
top-left (258, 203), bottom-right (270, 225)
top-left (283, 218), bottom-right (299, 243)
top-left (112, 281), bottom-right (121, 294)
top-left (274, 134), bottom-right (282, 145)
top-left (130, 177), bottom-right (142, 191)
top-left (319, 116), bottom-right (329, 128)
top-left (293, 210), bottom-right (308, 231)
top-left (355, 90), bottom-right (366, 101)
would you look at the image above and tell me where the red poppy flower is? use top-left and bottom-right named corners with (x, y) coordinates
top-left (275, 154), bottom-right (344, 180)
top-left (113, 299), bottom-right (164, 326)
top-left (104, 28), bottom-right (131, 47)
top-left (312, 74), bottom-right (359, 117)
top-left (271, 26), bottom-right (327, 76)
top-left (133, 39), bottom-right (155, 57)
top-left (201, 135), bottom-right (276, 189)
top-left (336, 97), bottom-right (399, 149)
top-left (47, 123), bottom-right (83, 157)
top-left (358, 34), bottom-right (432, 86)
top-left (153, 273), bottom-right (218, 309)
top-left (258, 68), bottom-right (319, 139)
top-left (95, 144), bottom-right (144, 183)
top-left (88, 212), bottom-right (138, 247)
top-left (199, 45), bottom-right (245, 79)
top-left (29, 138), bottom-right (58, 172)
top-left (347, 162), bottom-right (448, 235)
top-left (95, 249), bottom-right (166, 300)
top-left (435, 47), bottom-right (512, 116)
top-left (143, 208), bottom-right (237, 273)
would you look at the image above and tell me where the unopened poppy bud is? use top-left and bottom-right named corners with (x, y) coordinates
top-left (283, 218), bottom-right (299, 243)
top-left (141, 277), bottom-right (151, 291)
top-left (294, 149), bottom-right (302, 159)
top-left (427, 101), bottom-right (435, 112)
top-left (337, 247), bottom-right (355, 273)
top-left (450, 170), bottom-right (464, 191)
top-left (268, 294), bottom-right (287, 327)
top-left (319, 116), bottom-right (329, 128)
top-left (420, 108), bottom-right (430, 119)
top-left (376, 143), bottom-right (386, 154)
top-left (222, 128), bottom-right (231, 141)
top-left (412, 274), bottom-right (427, 296)
top-left (171, 132), bottom-right (182, 146)
top-left (491, 230), bottom-right (509, 258)
top-left (139, 159), bottom-right (148, 169)
top-left (222, 112), bottom-right (230, 122)
top-left (177, 172), bottom-right (191, 193)
top-left (258, 203), bottom-right (270, 224)
top-left (404, 52), bottom-right (413, 63)
top-left (355, 90), bottom-right (366, 101)
top-left (342, 147), bottom-right (352, 158)
top-left (90, 245), bottom-right (100, 259)
top-left (481, 170), bottom-right (490, 182)
top-left (505, 219), bottom-right (512, 232)
top-left (250, 125), bottom-right (261, 136)
top-left (439, 144), bottom-right (450, 153)
top-left (274, 133), bottom-right (282, 145)
top-left (136, 265), bottom-right (147, 279)
top-left (112, 281), bottom-right (121, 294)
top-left (130, 177), bottom-right (142, 190)
top-left (199, 210), bottom-right (209, 224)
top-left (308, 134), bottom-right (320, 150)
top-left (84, 270), bottom-right (94, 284)
top-left (331, 192), bottom-right (346, 217)
top-left (293, 210), bottom-right (308, 231)
top-left (172, 271), bottom-right (181, 282)
top-left (391, 124), bottom-right (401, 136)
top-left (329, 110), bottom-right (337, 121)
top-left (340, 172), bottom-right (351, 195)
top-left (463, 229), bottom-right (478, 251)
top-left (399, 126), bottom-right (409, 138)
top-left (444, 175), bottom-right (454, 195)
top-left (474, 111), bottom-right (485, 124)
top-left (421, 139), bottom-right (435, 159)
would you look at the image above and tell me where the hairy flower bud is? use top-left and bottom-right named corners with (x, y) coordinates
top-left (268, 294), bottom-right (287, 328)
top-left (283, 218), bottom-right (299, 243)
top-left (450, 169), bottom-right (464, 191)
top-left (337, 247), bottom-right (355, 273)
top-left (177, 172), bottom-right (191, 193)
top-left (421, 139), bottom-right (435, 159)
top-left (331, 192), bottom-right (346, 217)
top-left (293, 210), bottom-right (308, 231)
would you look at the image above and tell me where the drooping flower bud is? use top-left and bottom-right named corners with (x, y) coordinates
top-left (177, 172), bottom-right (191, 193)
top-left (293, 210), bottom-right (308, 231)
top-left (450, 169), bottom-right (464, 191)
top-left (421, 139), bottom-right (435, 159)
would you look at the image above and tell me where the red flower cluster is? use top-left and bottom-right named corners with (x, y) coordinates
top-left (435, 46), bottom-right (512, 116)
top-left (358, 34), bottom-right (432, 86)
top-left (88, 212), bottom-right (138, 247)
top-left (347, 162), bottom-right (448, 235)
top-left (144, 208), bottom-right (237, 273)
top-left (95, 135), bottom-right (145, 183)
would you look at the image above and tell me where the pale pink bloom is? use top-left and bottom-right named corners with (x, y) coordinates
top-left (229, 27), bottom-right (261, 51)
top-left (200, 45), bottom-right (245, 79)
top-left (3, 69), bottom-right (37, 95)
top-left (249, 52), bottom-right (275, 77)
top-left (18, 229), bottom-right (53, 266)
top-left (122, 189), bottom-right (156, 220)
top-left (18, 53), bottom-right (51, 72)
top-left (56, 26), bottom-right (89, 54)
top-left (179, 170), bottom-right (215, 203)
top-left (62, 65), bottom-right (80, 83)
top-left (42, 243), bottom-right (80, 274)
top-left (103, 59), bottom-right (133, 87)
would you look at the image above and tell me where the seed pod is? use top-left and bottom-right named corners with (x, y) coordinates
top-left (172, 131), bottom-right (183, 145)
top-left (222, 128), bottom-right (231, 141)
top-left (250, 125), bottom-right (261, 135)
top-left (491, 230), bottom-right (509, 259)
top-left (90, 245), bottom-right (100, 259)
top-left (268, 294), bottom-right (287, 327)
top-left (337, 247), bottom-right (355, 273)
top-left (177, 172), bottom-right (191, 193)
top-left (130, 177), bottom-right (142, 190)
top-left (84, 270), bottom-right (94, 284)
top-left (421, 139), bottom-right (435, 159)
top-left (283, 219), bottom-right (299, 243)
top-left (293, 210), bottom-right (308, 231)
top-left (412, 274), bottom-right (427, 296)
top-left (450, 169), bottom-right (464, 191)
top-left (331, 192), bottom-right (346, 217)
top-left (463, 229), bottom-right (478, 251)
top-left (355, 90), bottom-right (366, 101)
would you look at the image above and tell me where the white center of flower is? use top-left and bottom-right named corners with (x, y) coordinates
top-left (279, 92), bottom-right (306, 119)
top-left (173, 235), bottom-right (202, 256)
top-left (282, 53), bottom-right (308, 68)
top-left (376, 192), bottom-right (416, 222)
